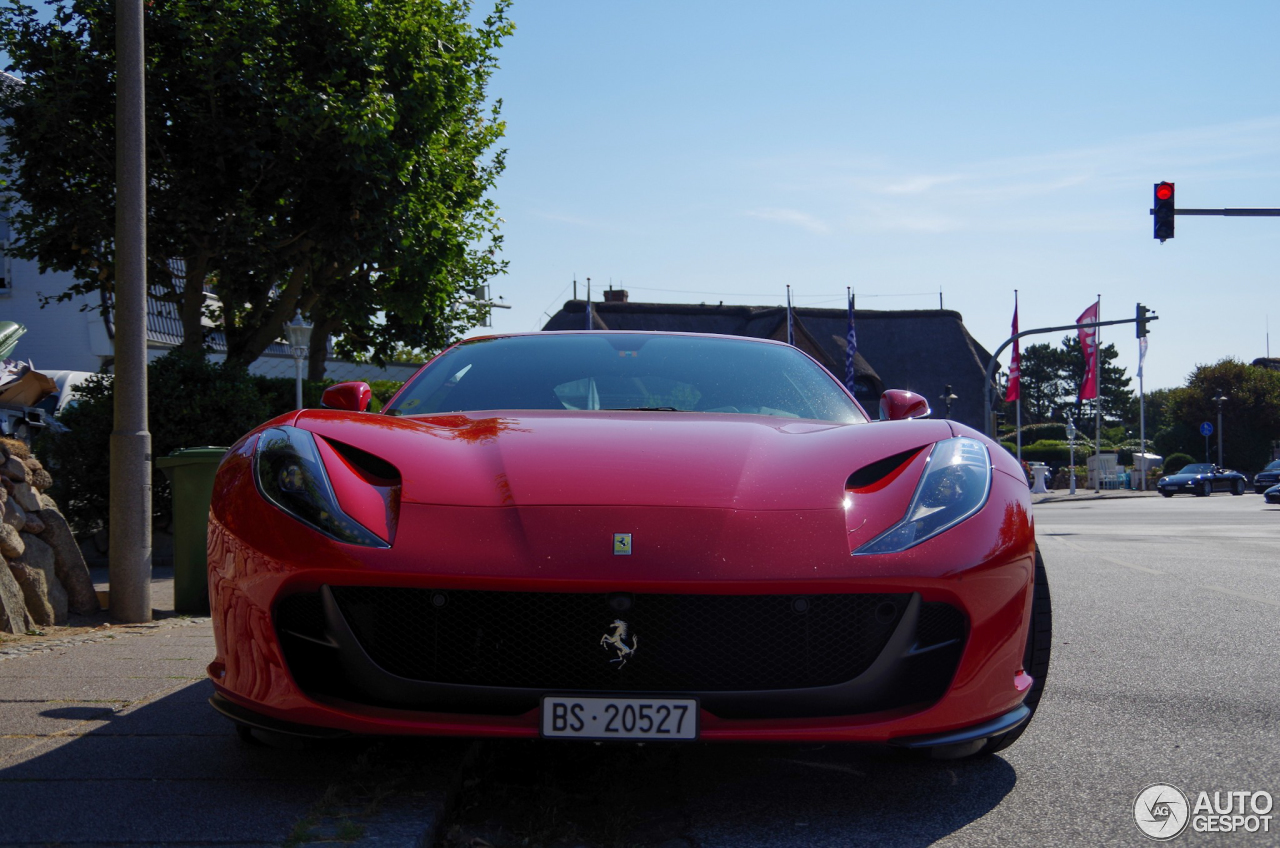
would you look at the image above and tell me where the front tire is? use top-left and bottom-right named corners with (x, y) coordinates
top-left (1196, 481), bottom-right (1211, 497)
top-left (1160, 490), bottom-right (1173, 498)
top-left (965, 546), bottom-right (1052, 757)
top-left (1233, 480), bottom-right (1245, 496)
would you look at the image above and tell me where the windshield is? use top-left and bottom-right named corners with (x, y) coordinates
top-left (1265, 461), bottom-right (1280, 472)
top-left (386, 333), bottom-right (867, 424)
top-left (1180, 463), bottom-right (1213, 474)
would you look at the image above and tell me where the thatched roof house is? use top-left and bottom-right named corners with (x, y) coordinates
top-left (543, 293), bottom-right (996, 432)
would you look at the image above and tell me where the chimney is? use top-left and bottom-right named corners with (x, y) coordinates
top-left (603, 287), bottom-right (629, 303)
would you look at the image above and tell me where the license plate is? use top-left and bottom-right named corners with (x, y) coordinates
top-left (541, 696), bottom-right (699, 740)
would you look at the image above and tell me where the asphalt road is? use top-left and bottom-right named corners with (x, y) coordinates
top-left (442, 494), bottom-right (1280, 847)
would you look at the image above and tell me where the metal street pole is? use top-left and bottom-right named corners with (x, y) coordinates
top-left (1138, 369), bottom-right (1146, 490)
top-left (108, 0), bottom-right (152, 623)
top-left (285, 311), bottom-right (313, 410)
top-left (1066, 415), bottom-right (1077, 495)
top-left (1215, 392), bottom-right (1226, 466)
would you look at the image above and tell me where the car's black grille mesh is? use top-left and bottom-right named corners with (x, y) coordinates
top-left (326, 587), bottom-right (913, 691)
top-left (916, 602), bottom-right (967, 650)
top-left (277, 592), bottom-right (326, 642)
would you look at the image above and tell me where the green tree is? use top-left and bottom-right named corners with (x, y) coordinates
top-left (0, 0), bottom-right (512, 374)
top-left (1015, 342), bottom-right (1071, 424)
top-left (1155, 359), bottom-right (1280, 472)
top-left (1060, 336), bottom-right (1132, 436)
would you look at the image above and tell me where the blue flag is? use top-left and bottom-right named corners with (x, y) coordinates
top-left (844, 292), bottom-right (858, 392)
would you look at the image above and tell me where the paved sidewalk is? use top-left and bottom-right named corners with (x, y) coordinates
top-left (0, 568), bottom-right (464, 848)
top-left (1031, 488), bottom-right (1160, 505)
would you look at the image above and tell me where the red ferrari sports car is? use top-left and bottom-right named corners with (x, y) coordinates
top-left (208, 331), bottom-right (1050, 758)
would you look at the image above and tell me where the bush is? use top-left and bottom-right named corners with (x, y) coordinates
top-left (39, 352), bottom-right (276, 535)
top-left (1163, 453), bottom-right (1195, 474)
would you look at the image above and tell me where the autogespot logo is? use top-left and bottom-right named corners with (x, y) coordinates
top-left (1135, 784), bottom-right (1190, 841)
top-left (1134, 784), bottom-right (1275, 839)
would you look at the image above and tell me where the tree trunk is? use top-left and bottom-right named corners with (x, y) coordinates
top-left (307, 311), bottom-right (340, 382)
top-left (178, 253), bottom-right (210, 353)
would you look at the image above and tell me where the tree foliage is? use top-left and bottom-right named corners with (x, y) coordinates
top-left (0, 0), bottom-right (512, 374)
top-left (1154, 359), bottom-right (1280, 472)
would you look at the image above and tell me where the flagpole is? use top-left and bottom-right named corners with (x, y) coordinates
top-left (786, 285), bottom-right (794, 346)
top-left (1014, 290), bottom-right (1022, 468)
top-left (844, 287), bottom-right (857, 395)
top-left (1094, 294), bottom-right (1101, 492)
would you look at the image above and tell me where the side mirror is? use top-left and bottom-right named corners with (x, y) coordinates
top-left (321, 381), bottom-right (373, 412)
top-left (879, 389), bottom-right (931, 421)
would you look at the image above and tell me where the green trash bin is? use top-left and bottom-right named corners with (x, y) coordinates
top-left (157, 447), bottom-right (229, 613)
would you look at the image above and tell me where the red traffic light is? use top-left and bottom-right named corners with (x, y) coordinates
top-left (1155, 182), bottom-right (1174, 200)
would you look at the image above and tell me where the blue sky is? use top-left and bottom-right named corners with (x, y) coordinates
top-left (475, 1), bottom-right (1280, 391)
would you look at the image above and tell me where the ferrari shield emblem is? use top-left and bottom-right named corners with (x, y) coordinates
top-left (613, 533), bottom-right (632, 555)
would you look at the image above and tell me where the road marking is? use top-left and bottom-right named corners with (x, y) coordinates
top-left (1046, 535), bottom-right (1165, 575)
top-left (1202, 584), bottom-right (1280, 607)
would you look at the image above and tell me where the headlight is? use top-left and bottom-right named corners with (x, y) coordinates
top-left (854, 437), bottom-right (991, 555)
top-left (254, 426), bottom-right (389, 547)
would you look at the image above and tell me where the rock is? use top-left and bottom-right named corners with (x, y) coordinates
top-left (0, 560), bottom-right (35, 634)
top-left (39, 492), bottom-right (57, 512)
top-left (11, 482), bottom-right (41, 513)
top-left (0, 523), bottom-right (24, 559)
top-left (2, 498), bottom-right (25, 532)
top-left (24, 458), bottom-right (53, 491)
top-left (23, 511), bottom-right (44, 535)
top-left (16, 533), bottom-right (66, 624)
top-left (8, 561), bottom-right (54, 626)
top-left (28, 467), bottom-right (53, 491)
top-left (0, 455), bottom-right (27, 483)
top-left (35, 509), bottom-right (97, 615)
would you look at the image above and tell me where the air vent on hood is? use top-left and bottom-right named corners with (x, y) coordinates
top-left (325, 438), bottom-right (401, 486)
top-left (845, 448), bottom-right (923, 491)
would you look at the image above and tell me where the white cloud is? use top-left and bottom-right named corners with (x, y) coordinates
top-left (744, 207), bottom-right (830, 234)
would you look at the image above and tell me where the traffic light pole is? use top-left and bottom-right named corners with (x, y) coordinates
top-left (1155, 208), bottom-right (1280, 216)
top-left (982, 316), bottom-right (1156, 439)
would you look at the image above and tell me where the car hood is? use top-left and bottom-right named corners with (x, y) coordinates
top-left (1161, 472), bottom-right (1208, 483)
top-left (294, 409), bottom-right (956, 510)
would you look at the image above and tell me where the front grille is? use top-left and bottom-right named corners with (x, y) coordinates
top-left (327, 587), bottom-right (911, 691)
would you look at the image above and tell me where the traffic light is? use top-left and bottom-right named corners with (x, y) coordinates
top-left (1136, 303), bottom-right (1156, 337)
top-left (1153, 182), bottom-right (1175, 242)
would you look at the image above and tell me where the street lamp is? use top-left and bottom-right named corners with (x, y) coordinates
top-left (1065, 414), bottom-right (1078, 495)
top-left (1214, 391), bottom-right (1228, 467)
top-left (285, 310), bottom-right (313, 410)
top-left (940, 384), bottom-right (958, 419)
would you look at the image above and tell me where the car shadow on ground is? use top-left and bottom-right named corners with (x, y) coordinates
top-left (439, 737), bottom-right (1017, 848)
top-left (0, 681), bottom-right (467, 846)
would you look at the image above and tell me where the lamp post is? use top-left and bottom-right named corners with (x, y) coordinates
top-left (285, 310), bottom-right (313, 410)
top-left (1065, 414), bottom-right (1078, 495)
top-left (940, 384), bottom-right (958, 419)
top-left (1214, 391), bottom-right (1227, 467)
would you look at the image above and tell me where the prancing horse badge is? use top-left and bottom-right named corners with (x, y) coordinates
top-left (613, 533), bottom-right (632, 555)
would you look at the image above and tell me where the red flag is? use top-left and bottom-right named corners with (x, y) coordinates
top-left (1005, 297), bottom-right (1020, 402)
top-left (1077, 301), bottom-right (1099, 401)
